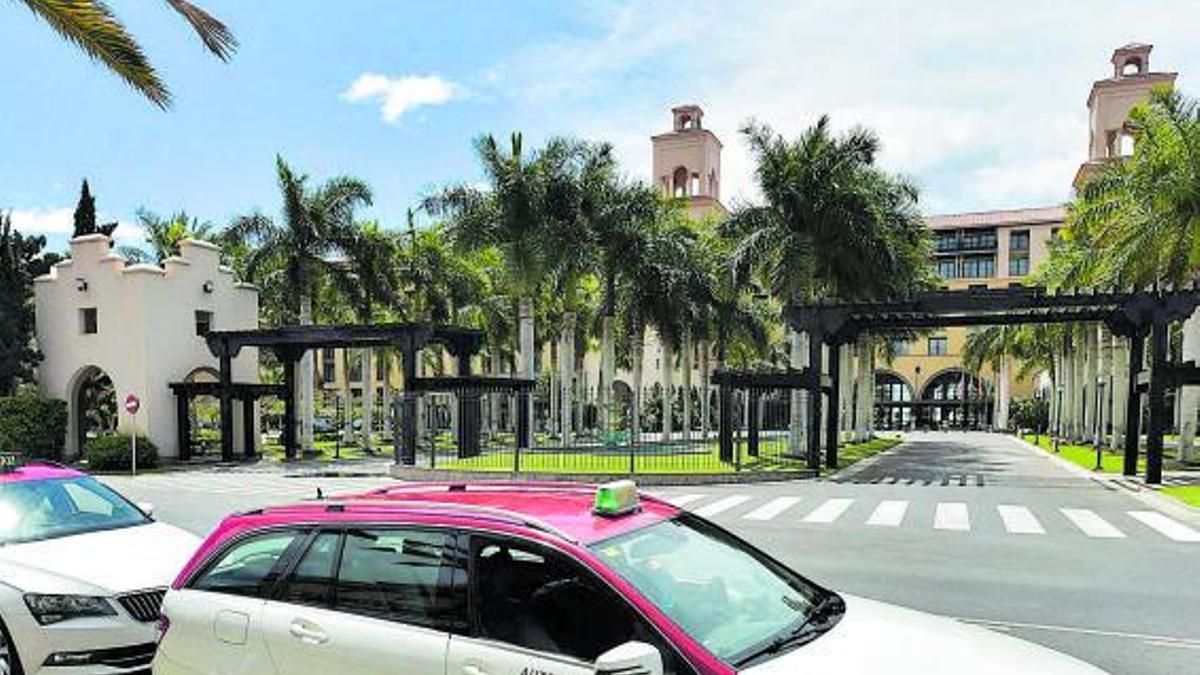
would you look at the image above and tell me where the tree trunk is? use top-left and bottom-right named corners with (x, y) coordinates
top-left (518, 298), bottom-right (534, 448)
top-left (298, 295), bottom-right (315, 451)
top-left (362, 347), bottom-right (374, 451)
top-left (381, 352), bottom-right (392, 439)
top-left (632, 327), bottom-right (644, 443)
top-left (699, 339), bottom-right (711, 439)
top-left (600, 315), bottom-right (615, 437)
top-left (662, 337), bottom-right (674, 442)
top-left (681, 333), bottom-right (693, 443)
top-left (560, 312), bottom-right (576, 447)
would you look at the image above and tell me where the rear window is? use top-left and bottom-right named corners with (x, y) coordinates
top-left (191, 530), bottom-right (302, 598)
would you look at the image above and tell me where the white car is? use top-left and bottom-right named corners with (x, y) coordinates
top-left (0, 458), bottom-right (200, 675)
top-left (154, 481), bottom-right (1107, 675)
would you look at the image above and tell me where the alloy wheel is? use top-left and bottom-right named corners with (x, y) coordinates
top-left (0, 625), bottom-right (10, 675)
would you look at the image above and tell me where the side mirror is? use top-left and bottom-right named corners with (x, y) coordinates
top-left (137, 501), bottom-right (155, 517)
top-left (594, 641), bottom-right (663, 675)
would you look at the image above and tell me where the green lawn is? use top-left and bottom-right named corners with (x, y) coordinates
top-left (437, 435), bottom-right (901, 475)
top-left (261, 437), bottom-right (387, 462)
top-left (1021, 434), bottom-right (1141, 473)
top-left (1161, 485), bottom-right (1200, 508)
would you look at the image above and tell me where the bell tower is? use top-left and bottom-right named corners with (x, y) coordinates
top-left (652, 104), bottom-right (726, 217)
top-left (1076, 44), bottom-right (1176, 185)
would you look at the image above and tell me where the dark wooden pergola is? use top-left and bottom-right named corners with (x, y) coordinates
top-left (167, 381), bottom-right (287, 461)
top-left (195, 323), bottom-right (532, 464)
top-left (785, 286), bottom-right (1200, 484)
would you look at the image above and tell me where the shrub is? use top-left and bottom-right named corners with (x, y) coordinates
top-left (0, 394), bottom-right (67, 460)
top-left (1010, 397), bottom-right (1050, 432)
top-left (84, 434), bottom-right (159, 471)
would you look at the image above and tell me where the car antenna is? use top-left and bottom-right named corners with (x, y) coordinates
top-left (316, 487), bottom-right (325, 500)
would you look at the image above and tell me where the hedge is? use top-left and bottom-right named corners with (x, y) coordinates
top-left (84, 434), bottom-right (159, 471)
top-left (0, 395), bottom-right (67, 460)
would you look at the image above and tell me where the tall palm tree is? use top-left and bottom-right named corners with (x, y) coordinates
top-left (229, 155), bottom-right (372, 456)
top-left (727, 116), bottom-right (932, 451)
top-left (14, 0), bottom-right (237, 108)
top-left (427, 133), bottom-right (576, 446)
top-left (119, 209), bottom-right (215, 263)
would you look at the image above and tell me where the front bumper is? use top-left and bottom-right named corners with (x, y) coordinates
top-left (8, 611), bottom-right (158, 675)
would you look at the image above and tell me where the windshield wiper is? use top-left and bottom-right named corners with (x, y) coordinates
top-left (733, 592), bottom-right (846, 668)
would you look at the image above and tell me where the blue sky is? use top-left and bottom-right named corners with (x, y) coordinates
top-left (3, 1), bottom-right (1200, 252)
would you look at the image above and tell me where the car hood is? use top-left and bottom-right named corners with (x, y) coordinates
top-left (742, 595), bottom-right (1107, 675)
top-left (0, 521), bottom-right (200, 595)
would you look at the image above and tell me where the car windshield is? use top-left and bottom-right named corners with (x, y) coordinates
top-left (0, 476), bottom-right (150, 546)
top-left (591, 513), bottom-right (827, 665)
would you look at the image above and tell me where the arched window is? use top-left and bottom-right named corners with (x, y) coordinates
top-left (921, 369), bottom-right (988, 402)
top-left (1121, 59), bottom-right (1142, 76)
top-left (672, 167), bottom-right (689, 197)
top-left (874, 372), bottom-right (913, 403)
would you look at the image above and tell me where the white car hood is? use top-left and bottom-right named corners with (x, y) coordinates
top-left (743, 595), bottom-right (1107, 675)
top-left (0, 521), bottom-right (200, 595)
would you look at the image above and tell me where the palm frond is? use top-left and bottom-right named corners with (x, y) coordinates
top-left (162, 0), bottom-right (236, 60)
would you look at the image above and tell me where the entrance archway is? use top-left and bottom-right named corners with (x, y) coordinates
top-left (67, 365), bottom-right (117, 459)
top-left (875, 371), bottom-right (914, 430)
top-left (921, 368), bottom-right (991, 429)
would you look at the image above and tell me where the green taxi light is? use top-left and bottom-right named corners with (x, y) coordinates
top-left (594, 480), bottom-right (641, 517)
top-left (0, 452), bottom-right (24, 473)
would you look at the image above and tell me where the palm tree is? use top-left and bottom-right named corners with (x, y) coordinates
top-left (427, 133), bottom-right (577, 447)
top-left (229, 155), bottom-right (372, 456)
top-left (119, 209), bottom-right (215, 263)
top-left (14, 0), bottom-right (237, 108)
top-left (727, 116), bottom-right (932, 451)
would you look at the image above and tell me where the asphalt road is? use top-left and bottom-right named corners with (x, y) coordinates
top-left (102, 432), bottom-right (1200, 674)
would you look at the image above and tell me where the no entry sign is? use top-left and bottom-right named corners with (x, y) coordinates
top-left (125, 393), bottom-right (140, 415)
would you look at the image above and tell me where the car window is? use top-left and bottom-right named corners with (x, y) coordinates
top-left (277, 531), bottom-right (341, 607)
top-left (333, 528), bottom-right (466, 632)
top-left (0, 477), bottom-right (149, 545)
top-left (471, 537), bottom-right (694, 674)
top-left (191, 530), bottom-right (301, 598)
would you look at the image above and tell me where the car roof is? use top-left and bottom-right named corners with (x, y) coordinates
top-left (233, 482), bottom-right (679, 546)
top-left (0, 463), bottom-right (86, 484)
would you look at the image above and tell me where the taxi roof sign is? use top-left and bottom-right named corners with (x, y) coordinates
top-left (0, 452), bottom-right (25, 473)
top-left (593, 480), bottom-right (641, 517)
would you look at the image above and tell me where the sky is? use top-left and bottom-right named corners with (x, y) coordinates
top-left (3, 0), bottom-right (1200, 253)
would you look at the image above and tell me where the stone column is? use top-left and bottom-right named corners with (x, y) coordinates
top-left (600, 315), bottom-right (615, 436)
top-left (1084, 326), bottom-right (1098, 443)
top-left (1097, 325), bottom-right (1110, 446)
top-left (518, 298), bottom-right (534, 448)
top-left (854, 341), bottom-right (872, 442)
top-left (839, 343), bottom-right (853, 442)
top-left (298, 296), bottom-right (315, 451)
top-left (1178, 311), bottom-right (1200, 462)
top-left (559, 312), bottom-right (575, 448)
top-left (699, 340), bottom-right (711, 438)
top-left (996, 355), bottom-right (1011, 430)
top-left (1110, 333), bottom-right (1129, 449)
top-left (362, 348), bottom-right (375, 450)
top-left (681, 334), bottom-right (693, 443)
top-left (661, 338), bottom-right (675, 442)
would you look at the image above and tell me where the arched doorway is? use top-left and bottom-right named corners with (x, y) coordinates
top-left (68, 365), bottom-right (117, 458)
top-left (611, 380), bottom-right (634, 432)
top-left (183, 367), bottom-right (220, 456)
top-left (874, 371), bottom-right (914, 430)
top-left (920, 368), bottom-right (992, 429)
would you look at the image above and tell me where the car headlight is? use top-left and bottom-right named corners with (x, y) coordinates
top-left (23, 594), bottom-right (116, 625)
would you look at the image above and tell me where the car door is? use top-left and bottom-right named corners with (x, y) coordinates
top-left (156, 528), bottom-right (306, 675)
top-left (260, 526), bottom-right (465, 675)
top-left (447, 535), bottom-right (694, 675)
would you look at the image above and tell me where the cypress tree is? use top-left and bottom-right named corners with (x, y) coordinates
top-left (0, 213), bottom-right (44, 395)
top-left (71, 179), bottom-right (119, 239)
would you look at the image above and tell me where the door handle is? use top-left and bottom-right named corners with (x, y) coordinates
top-left (289, 620), bottom-right (329, 645)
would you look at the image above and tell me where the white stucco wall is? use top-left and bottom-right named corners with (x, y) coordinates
top-left (33, 235), bottom-right (259, 459)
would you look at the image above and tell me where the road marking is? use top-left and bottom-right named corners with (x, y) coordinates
top-left (997, 505), bottom-right (1045, 534)
top-left (957, 617), bottom-right (1200, 650)
top-left (802, 498), bottom-right (854, 524)
top-left (693, 495), bottom-right (750, 518)
top-left (665, 494), bottom-right (704, 508)
top-left (743, 497), bottom-right (801, 521)
top-left (1060, 508), bottom-right (1125, 538)
top-left (865, 500), bottom-right (908, 526)
top-left (1126, 511), bottom-right (1200, 542)
top-left (934, 502), bottom-right (970, 531)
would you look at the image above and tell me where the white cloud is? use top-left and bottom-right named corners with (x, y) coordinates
top-left (342, 73), bottom-right (463, 123)
top-left (8, 206), bottom-right (74, 235)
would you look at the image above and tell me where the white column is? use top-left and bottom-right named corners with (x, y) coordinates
top-left (681, 333), bottom-right (693, 443)
top-left (518, 298), bottom-right (535, 446)
top-left (341, 348), bottom-right (354, 444)
top-left (1097, 325), bottom-right (1111, 446)
top-left (789, 328), bottom-right (807, 454)
top-left (1179, 311), bottom-right (1200, 462)
top-left (560, 312), bottom-right (575, 447)
top-left (1110, 335), bottom-right (1128, 449)
top-left (298, 295), bottom-right (315, 451)
top-left (997, 355), bottom-right (1011, 430)
top-left (661, 338), bottom-right (675, 442)
top-left (855, 341), bottom-right (873, 441)
top-left (1084, 326), bottom-right (1098, 443)
top-left (600, 315), bottom-right (615, 436)
top-left (631, 329), bottom-right (644, 442)
top-left (699, 340), bottom-right (711, 438)
top-left (362, 348), bottom-right (374, 450)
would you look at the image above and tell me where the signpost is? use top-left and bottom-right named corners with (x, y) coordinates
top-left (125, 394), bottom-right (141, 476)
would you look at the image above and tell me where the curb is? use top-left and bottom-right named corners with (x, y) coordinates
top-left (387, 465), bottom-right (817, 486)
top-left (1007, 435), bottom-right (1200, 525)
top-left (826, 434), bottom-right (909, 481)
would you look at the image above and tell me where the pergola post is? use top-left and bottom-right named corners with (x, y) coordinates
top-left (826, 343), bottom-right (841, 469)
top-left (218, 349), bottom-right (234, 463)
top-left (398, 344), bottom-right (419, 466)
top-left (242, 396), bottom-right (256, 459)
top-left (747, 389), bottom-right (761, 458)
top-left (1123, 331), bottom-right (1144, 476)
top-left (806, 329), bottom-right (823, 471)
top-left (1146, 319), bottom-right (1168, 484)
top-left (456, 352), bottom-right (482, 459)
top-left (282, 354), bottom-right (298, 460)
top-left (718, 380), bottom-right (734, 462)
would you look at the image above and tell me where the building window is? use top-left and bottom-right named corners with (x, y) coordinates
top-left (934, 231), bottom-right (958, 253)
top-left (195, 310), bottom-right (213, 336)
top-left (1009, 254), bottom-right (1030, 277)
top-left (1009, 230), bottom-right (1030, 251)
top-left (891, 339), bottom-right (909, 356)
top-left (960, 255), bottom-right (995, 279)
top-left (80, 307), bottom-right (98, 334)
top-left (928, 337), bottom-right (948, 356)
top-left (959, 228), bottom-right (997, 251)
top-left (936, 259), bottom-right (957, 279)
top-left (322, 348), bottom-right (336, 384)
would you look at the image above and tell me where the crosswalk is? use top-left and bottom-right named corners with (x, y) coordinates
top-left (660, 492), bottom-right (1200, 544)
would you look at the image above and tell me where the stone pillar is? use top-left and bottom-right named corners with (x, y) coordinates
top-left (1179, 311), bottom-right (1200, 462)
top-left (681, 334), bottom-right (693, 443)
top-left (600, 315), bottom-right (615, 436)
top-left (854, 341), bottom-right (872, 442)
top-left (996, 355), bottom-right (1011, 430)
top-left (298, 296), bottom-right (315, 451)
top-left (1084, 326), bottom-right (1098, 443)
top-left (661, 338), bottom-right (675, 442)
top-left (1110, 333), bottom-right (1129, 449)
top-left (1097, 325), bottom-right (1110, 446)
top-left (362, 348), bottom-right (375, 450)
top-left (560, 312), bottom-right (575, 448)
top-left (518, 298), bottom-right (534, 448)
top-left (699, 340), bottom-right (711, 438)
